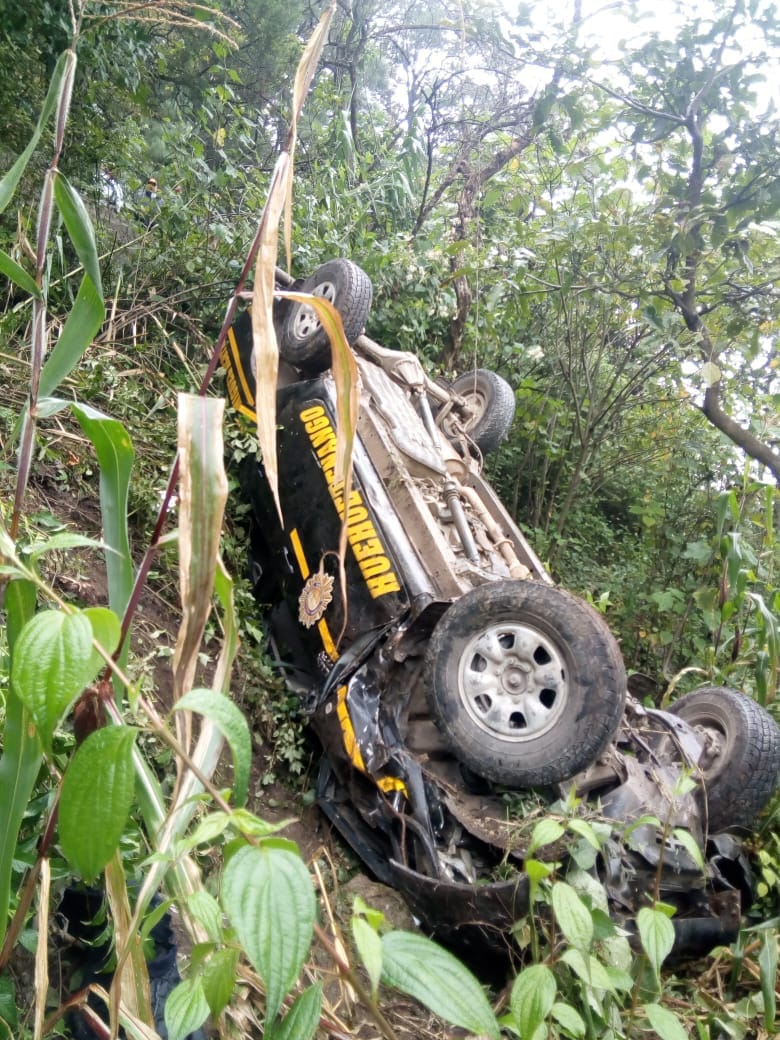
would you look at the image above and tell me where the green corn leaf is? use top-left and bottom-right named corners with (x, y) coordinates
top-left (0, 579), bottom-right (40, 949)
top-left (0, 50), bottom-right (73, 215)
top-left (53, 171), bottom-right (102, 294)
top-left (173, 394), bottom-right (228, 706)
top-left (509, 964), bottom-right (557, 1039)
top-left (0, 249), bottom-right (41, 298)
top-left (59, 726), bottom-right (137, 881)
top-left (212, 557), bottom-right (239, 696)
top-left (39, 275), bottom-right (105, 399)
top-left (221, 844), bottom-right (316, 1024)
top-left (200, 947), bottom-right (239, 1018)
top-left (266, 983), bottom-right (322, 1040)
top-left (164, 977), bottom-right (210, 1040)
top-left (71, 402), bottom-right (135, 617)
top-left (380, 931), bottom-right (500, 1039)
top-left (552, 881), bottom-right (594, 949)
top-left (173, 688), bottom-right (251, 807)
top-left (11, 609), bottom-right (99, 752)
top-left (758, 927), bottom-right (777, 1029)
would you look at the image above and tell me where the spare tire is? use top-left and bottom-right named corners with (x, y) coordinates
top-left (668, 686), bottom-right (780, 833)
top-left (424, 580), bottom-right (626, 788)
top-left (279, 258), bottom-right (372, 373)
top-left (439, 369), bottom-right (516, 454)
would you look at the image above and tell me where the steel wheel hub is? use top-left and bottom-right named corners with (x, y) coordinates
top-left (457, 622), bottom-right (568, 741)
top-left (292, 280), bottom-right (336, 340)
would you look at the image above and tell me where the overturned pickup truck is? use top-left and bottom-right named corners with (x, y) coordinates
top-left (221, 258), bottom-right (780, 958)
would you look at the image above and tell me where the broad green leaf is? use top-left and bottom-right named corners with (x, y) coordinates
top-left (59, 727), bottom-right (137, 881)
top-left (164, 977), bottom-right (210, 1040)
top-left (552, 881), bottom-right (594, 949)
top-left (173, 395), bottom-right (228, 711)
top-left (71, 403), bottom-right (135, 617)
top-left (605, 965), bottom-right (634, 992)
top-left (566, 818), bottom-right (602, 850)
top-left (637, 907), bottom-right (675, 979)
top-left (11, 609), bottom-right (99, 751)
top-left (559, 949), bottom-right (614, 992)
top-left (25, 532), bottom-right (104, 560)
top-left (528, 818), bottom-right (565, 854)
top-left (0, 973), bottom-right (18, 1034)
top-left (201, 947), bottom-right (239, 1017)
top-left (352, 895), bottom-right (385, 931)
top-left (700, 361), bottom-right (721, 387)
top-left (182, 812), bottom-right (234, 850)
top-left (380, 931), bottom-right (500, 1039)
top-left (221, 844), bottom-right (316, 1023)
top-left (186, 889), bottom-right (224, 943)
top-left (351, 915), bottom-right (383, 997)
top-left (509, 964), bottom-right (557, 1038)
top-left (39, 275), bottom-right (105, 398)
top-left (174, 688), bottom-right (251, 807)
top-left (267, 983), bottom-right (322, 1040)
top-left (551, 1001), bottom-right (586, 1036)
top-left (0, 50), bottom-right (73, 214)
top-left (83, 606), bottom-right (121, 674)
top-left (643, 1002), bottom-right (688, 1040)
top-left (671, 827), bottom-right (706, 871)
top-left (53, 171), bottom-right (102, 294)
top-left (0, 249), bottom-right (41, 298)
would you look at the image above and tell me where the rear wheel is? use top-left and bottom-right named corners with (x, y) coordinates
top-left (439, 369), bottom-right (515, 454)
top-left (668, 686), bottom-right (780, 832)
top-left (424, 580), bottom-right (626, 787)
top-left (279, 259), bottom-right (372, 373)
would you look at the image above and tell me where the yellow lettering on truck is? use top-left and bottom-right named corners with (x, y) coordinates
top-left (300, 405), bottom-right (401, 598)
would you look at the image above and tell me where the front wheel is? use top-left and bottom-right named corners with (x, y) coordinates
top-left (279, 259), bottom-right (372, 373)
top-left (424, 581), bottom-right (627, 788)
top-left (668, 687), bottom-right (780, 832)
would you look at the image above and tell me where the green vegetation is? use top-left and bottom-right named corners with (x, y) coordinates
top-left (0, 0), bottom-right (777, 1037)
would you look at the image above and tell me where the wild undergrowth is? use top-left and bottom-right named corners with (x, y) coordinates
top-left (0, 3), bottom-right (776, 1040)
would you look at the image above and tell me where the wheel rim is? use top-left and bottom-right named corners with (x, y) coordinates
top-left (687, 715), bottom-right (734, 781)
top-left (442, 386), bottom-right (488, 439)
top-left (456, 621), bottom-right (568, 742)
top-left (291, 279), bottom-right (337, 341)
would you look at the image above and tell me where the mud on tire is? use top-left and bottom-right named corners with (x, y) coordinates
top-left (669, 686), bottom-right (780, 833)
top-left (424, 580), bottom-right (627, 788)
